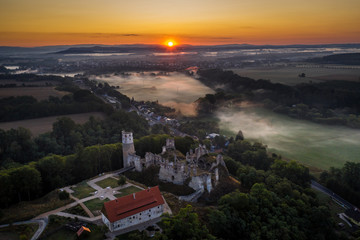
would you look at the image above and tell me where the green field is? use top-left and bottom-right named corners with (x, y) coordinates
top-left (314, 190), bottom-right (347, 225)
top-left (95, 177), bottom-right (119, 189)
top-left (0, 190), bottom-right (73, 224)
top-left (0, 224), bottom-right (37, 240)
top-left (83, 198), bottom-right (107, 216)
top-left (0, 112), bottom-right (105, 137)
top-left (218, 107), bottom-right (360, 171)
top-left (42, 216), bottom-right (104, 240)
top-left (229, 66), bottom-right (360, 86)
top-left (44, 228), bottom-right (76, 240)
top-left (115, 186), bottom-right (142, 198)
top-left (71, 182), bottom-right (95, 199)
top-left (63, 204), bottom-right (89, 217)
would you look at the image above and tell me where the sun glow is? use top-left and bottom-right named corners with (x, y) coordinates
top-left (164, 39), bottom-right (177, 47)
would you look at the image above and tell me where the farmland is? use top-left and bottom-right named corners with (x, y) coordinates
top-left (228, 66), bottom-right (360, 85)
top-left (0, 87), bottom-right (69, 100)
top-left (0, 112), bottom-right (105, 136)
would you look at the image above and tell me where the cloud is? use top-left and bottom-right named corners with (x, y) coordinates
top-left (59, 33), bottom-right (142, 38)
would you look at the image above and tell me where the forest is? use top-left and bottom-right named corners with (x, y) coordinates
top-left (0, 132), bottom-right (194, 207)
top-left (320, 162), bottom-right (360, 207)
top-left (121, 138), bottom-right (348, 240)
top-left (197, 69), bottom-right (360, 128)
top-left (0, 72), bottom-right (358, 239)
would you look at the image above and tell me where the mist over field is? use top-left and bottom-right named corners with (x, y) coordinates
top-left (92, 72), bottom-right (214, 115)
top-left (229, 66), bottom-right (360, 86)
top-left (218, 107), bottom-right (360, 170)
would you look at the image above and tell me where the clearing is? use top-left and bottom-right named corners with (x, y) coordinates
top-left (0, 112), bottom-right (105, 136)
top-left (71, 182), bottom-right (96, 199)
top-left (0, 191), bottom-right (73, 224)
top-left (95, 177), bottom-right (119, 189)
top-left (83, 198), bottom-right (108, 216)
top-left (0, 86), bottom-right (69, 100)
top-left (228, 66), bottom-right (360, 86)
top-left (114, 186), bottom-right (142, 198)
top-left (0, 224), bottom-right (38, 240)
top-left (63, 205), bottom-right (89, 217)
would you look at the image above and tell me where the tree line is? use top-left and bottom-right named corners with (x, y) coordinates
top-left (0, 91), bottom-right (113, 122)
top-left (197, 69), bottom-right (360, 128)
top-left (0, 110), bottom-right (149, 166)
top-left (320, 162), bottom-right (360, 206)
top-left (0, 133), bottom-right (193, 207)
top-left (124, 139), bottom-right (340, 240)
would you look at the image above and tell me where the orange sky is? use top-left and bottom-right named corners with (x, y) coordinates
top-left (1, 0), bottom-right (359, 46)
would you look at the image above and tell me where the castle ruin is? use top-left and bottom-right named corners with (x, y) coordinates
top-left (122, 131), bottom-right (228, 193)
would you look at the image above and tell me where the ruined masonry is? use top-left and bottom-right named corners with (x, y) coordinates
top-left (121, 131), bottom-right (228, 193)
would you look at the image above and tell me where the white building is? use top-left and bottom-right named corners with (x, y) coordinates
top-left (101, 186), bottom-right (165, 232)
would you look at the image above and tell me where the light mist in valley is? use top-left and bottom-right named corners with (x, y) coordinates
top-left (217, 107), bottom-right (360, 170)
top-left (91, 72), bottom-right (214, 116)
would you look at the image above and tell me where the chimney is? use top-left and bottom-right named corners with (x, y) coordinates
top-left (133, 193), bottom-right (136, 199)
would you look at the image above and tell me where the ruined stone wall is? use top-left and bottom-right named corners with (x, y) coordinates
top-left (159, 161), bottom-right (188, 185)
top-left (128, 153), bottom-right (142, 172)
top-left (166, 138), bottom-right (175, 150)
top-left (188, 174), bottom-right (213, 193)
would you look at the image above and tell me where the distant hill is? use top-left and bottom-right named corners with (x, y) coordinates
top-left (53, 43), bottom-right (360, 54)
top-left (1, 43), bottom-right (359, 55)
top-left (308, 53), bottom-right (360, 65)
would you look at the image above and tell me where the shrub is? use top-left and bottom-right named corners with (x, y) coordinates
top-left (58, 191), bottom-right (70, 200)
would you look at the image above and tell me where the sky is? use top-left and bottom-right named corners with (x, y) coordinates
top-left (0, 0), bottom-right (359, 46)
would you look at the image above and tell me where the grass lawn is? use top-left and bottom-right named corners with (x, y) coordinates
top-left (162, 192), bottom-right (188, 215)
top-left (0, 112), bottom-right (105, 137)
top-left (95, 177), bottom-right (119, 189)
top-left (114, 186), bottom-right (142, 198)
top-left (116, 230), bottom-right (145, 239)
top-left (63, 204), bottom-right (89, 217)
top-left (315, 190), bottom-right (347, 224)
top-left (0, 191), bottom-right (73, 224)
top-left (83, 198), bottom-right (107, 216)
top-left (48, 228), bottom-right (104, 240)
top-left (0, 232), bottom-right (18, 240)
top-left (72, 181), bottom-right (96, 199)
top-left (0, 223), bottom-right (38, 240)
top-left (42, 215), bottom-right (105, 240)
top-left (44, 228), bottom-right (76, 240)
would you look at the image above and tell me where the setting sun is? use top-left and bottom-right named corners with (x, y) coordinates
top-left (167, 41), bottom-right (174, 47)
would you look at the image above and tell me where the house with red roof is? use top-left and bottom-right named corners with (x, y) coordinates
top-left (101, 186), bottom-right (165, 232)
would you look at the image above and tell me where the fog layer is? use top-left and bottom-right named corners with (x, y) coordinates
top-left (92, 72), bottom-right (214, 115)
top-left (218, 107), bottom-right (360, 170)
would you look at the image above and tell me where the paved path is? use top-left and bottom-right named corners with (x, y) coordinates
top-left (3, 169), bottom-right (172, 239)
top-left (311, 180), bottom-right (356, 209)
top-left (55, 212), bottom-right (102, 223)
top-left (71, 195), bottom-right (95, 218)
top-left (339, 213), bottom-right (353, 227)
top-left (0, 218), bottom-right (47, 240)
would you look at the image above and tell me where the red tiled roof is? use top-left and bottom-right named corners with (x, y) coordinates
top-left (101, 186), bottom-right (164, 223)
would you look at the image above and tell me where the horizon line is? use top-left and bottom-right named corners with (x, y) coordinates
top-left (1, 42), bottom-right (360, 49)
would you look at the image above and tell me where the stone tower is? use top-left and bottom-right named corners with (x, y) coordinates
top-left (122, 131), bottom-right (135, 168)
top-left (166, 138), bottom-right (175, 150)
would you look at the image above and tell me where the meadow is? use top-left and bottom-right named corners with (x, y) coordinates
top-left (218, 107), bottom-right (360, 171)
top-left (0, 112), bottom-right (105, 136)
top-left (228, 66), bottom-right (360, 85)
top-left (0, 86), bottom-right (68, 100)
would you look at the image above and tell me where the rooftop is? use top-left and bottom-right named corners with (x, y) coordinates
top-left (101, 186), bottom-right (164, 223)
